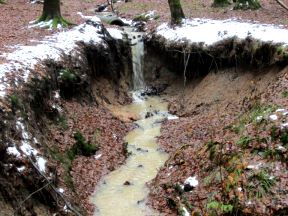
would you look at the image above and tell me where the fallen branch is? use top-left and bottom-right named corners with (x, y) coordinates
top-left (12, 181), bottom-right (52, 216)
top-left (165, 144), bottom-right (193, 167)
top-left (27, 156), bottom-right (83, 216)
top-left (276, 0), bottom-right (288, 11)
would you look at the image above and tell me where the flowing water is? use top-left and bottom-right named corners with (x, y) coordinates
top-left (90, 29), bottom-right (173, 215)
top-left (91, 95), bottom-right (170, 216)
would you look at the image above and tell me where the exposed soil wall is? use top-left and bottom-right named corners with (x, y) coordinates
top-left (145, 37), bottom-right (288, 216)
top-left (0, 35), bottom-right (134, 216)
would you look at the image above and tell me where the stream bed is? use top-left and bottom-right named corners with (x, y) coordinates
top-left (91, 93), bottom-right (176, 216)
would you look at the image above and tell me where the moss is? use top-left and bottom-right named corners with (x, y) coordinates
top-left (282, 91), bottom-right (288, 98)
top-left (59, 69), bottom-right (77, 82)
top-left (212, 0), bottom-right (231, 7)
top-left (68, 131), bottom-right (98, 160)
top-left (8, 94), bottom-right (21, 110)
top-left (236, 136), bottom-right (253, 149)
top-left (234, 0), bottom-right (261, 10)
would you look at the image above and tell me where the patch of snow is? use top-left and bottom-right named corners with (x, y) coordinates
top-left (184, 176), bottom-right (199, 187)
top-left (167, 115), bottom-right (179, 120)
top-left (256, 116), bottom-right (263, 121)
top-left (20, 141), bottom-right (38, 156)
top-left (29, 20), bottom-right (53, 29)
top-left (281, 122), bottom-right (288, 129)
top-left (54, 90), bottom-right (60, 99)
top-left (0, 21), bottom-right (103, 97)
top-left (269, 114), bottom-right (278, 121)
top-left (95, 154), bottom-right (102, 159)
top-left (247, 163), bottom-right (262, 170)
top-left (63, 205), bottom-right (68, 212)
top-left (120, 18), bottom-right (133, 26)
top-left (17, 166), bottom-right (26, 172)
top-left (37, 157), bottom-right (46, 172)
top-left (57, 188), bottom-right (64, 193)
top-left (181, 206), bottom-right (190, 216)
top-left (277, 145), bottom-right (286, 151)
top-left (6, 146), bottom-right (21, 157)
top-left (77, 12), bottom-right (101, 23)
top-left (107, 28), bottom-right (123, 40)
top-left (156, 18), bottom-right (288, 46)
top-left (276, 108), bottom-right (286, 113)
top-left (246, 201), bottom-right (252, 205)
top-left (33, 137), bottom-right (39, 144)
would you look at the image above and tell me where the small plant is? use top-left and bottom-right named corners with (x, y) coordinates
top-left (234, 0), bottom-right (261, 10)
top-left (246, 170), bottom-right (276, 199)
top-left (8, 94), bottom-right (22, 110)
top-left (56, 115), bottom-right (68, 130)
top-left (207, 200), bottom-right (233, 214)
top-left (59, 69), bottom-right (77, 82)
top-left (67, 131), bottom-right (98, 160)
top-left (282, 91), bottom-right (288, 98)
top-left (236, 136), bottom-right (253, 149)
top-left (212, 0), bottom-right (231, 7)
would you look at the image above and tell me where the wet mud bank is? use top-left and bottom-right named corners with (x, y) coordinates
top-left (144, 35), bottom-right (288, 215)
top-left (0, 32), bottom-right (134, 215)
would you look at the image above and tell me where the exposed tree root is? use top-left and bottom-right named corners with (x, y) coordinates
top-left (35, 14), bottom-right (73, 28)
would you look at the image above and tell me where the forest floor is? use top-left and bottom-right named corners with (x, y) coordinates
top-left (1, 0), bottom-right (288, 54)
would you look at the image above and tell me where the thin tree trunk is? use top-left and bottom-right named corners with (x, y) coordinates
top-left (168, 0), bottom-right (185, 25)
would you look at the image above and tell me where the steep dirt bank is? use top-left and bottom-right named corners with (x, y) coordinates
top-left (0, 30), bottom-right (134, 215)
top-left (145, 38), bottom-right (288, 215)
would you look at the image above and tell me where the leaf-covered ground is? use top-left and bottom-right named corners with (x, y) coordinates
top-left (148, 66), bottom-right (288, 215)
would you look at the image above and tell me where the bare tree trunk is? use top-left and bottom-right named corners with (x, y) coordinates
top-left (41, 0), bottom-right (61, 20)
top-left (168, 0), bottom-right (185, 25)
top-left (37, 0), bottom-right (71, 28)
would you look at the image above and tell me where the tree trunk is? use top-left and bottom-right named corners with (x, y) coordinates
top-left (37, 0), bottom-right (71, 28)
top-left (168, 0), bottom-right (185, 25)
top-left (41, 0), bottom-right (61, 20)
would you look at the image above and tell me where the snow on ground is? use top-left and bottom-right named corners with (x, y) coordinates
top-left (156, 18), bottom-right (288, 46)
top-left (0, 19), bottom-right (104, 97)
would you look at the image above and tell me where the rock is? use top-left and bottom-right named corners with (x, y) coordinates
top-left (123, 181), bottom-right (131, 186)
top-left (183, 176), bottom-right (199, 192)
top-left (145, 111), bottom-right (153, 118)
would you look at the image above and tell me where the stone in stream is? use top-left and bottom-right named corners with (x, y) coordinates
top-left (123, 181), bottom-right (132, 186)
top-left (136, 147), bottom-right (148, 152)
top-left (145, 111), bottom-right (154, 118)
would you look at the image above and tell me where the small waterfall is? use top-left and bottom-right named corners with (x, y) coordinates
top-left (125, 29), bottom-right (145, 90)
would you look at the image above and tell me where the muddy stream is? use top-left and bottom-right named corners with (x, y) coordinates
top-left (90, 29), bottom-right (176, 215)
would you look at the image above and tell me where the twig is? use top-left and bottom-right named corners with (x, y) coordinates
top-left (276, 0), bottom-right (288, 11)
top-left (27, 156), bottom-right (83, 216)
top-left (12, 181), bottom-right (52, 216)
top-left (165, 144), bottom-right (193, 167)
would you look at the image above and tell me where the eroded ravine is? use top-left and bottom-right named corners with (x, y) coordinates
top-left (91, 94), bottom-right (173, 215)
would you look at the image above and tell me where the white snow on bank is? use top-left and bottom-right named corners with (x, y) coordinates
top-left (0, 20), bottom-right (104, 97)
top-left (8, 118), bottom-right (47, 172)
top-left (181, 206), bottom-right (190, 216)
top-left (7, 146), bottom-right (21, 157)
top-left (157, 18), bottom-right (288, 46)
top-left (107, 28), bottom-right (123, 40)
top-left (184, 176), bottom-right (199, 187)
